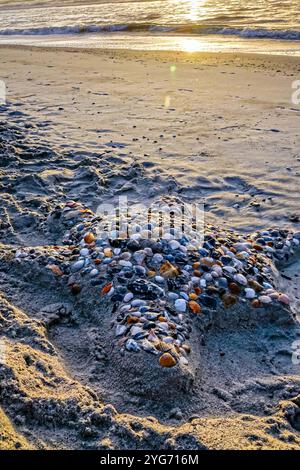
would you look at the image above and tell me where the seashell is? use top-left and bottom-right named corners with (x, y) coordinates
top-left (119, 260), bottom-right (132, 268)
top-left (174, 299), bottom-right (187, 313)
top-left (229, 282), bottom-right (241, 295)
top-left (141, 339), bottom-right (159, 355)
top-left (90, 268), bottom-right (98, 277)
top-left (201, 257), bottom-right (214, 267)
top-left (125, 339), bottom-right (140, 352)
top-left (101, 282), bottom-right (113, 295)
top-left (159, 352), bottom-right (177, 368)
top-left (245, 288), bottom-right (256, 299)
top-left (182, 344), bottom-right (191, 354)
top-left (104, 248), bottom-right (113, 257)
top-left (158, 316), bottom-right (167, 322)
top-left (160, 261), bottom-right (179, 278)
top-left (179, 356), bottom-right (189, 366)
top-left (130, 326), bottom-right (144, 337)
top-left (80, 248), bottom-right (89, 257)
top-left (251, 299), bottom-right (261, 308)
top-left (259, 295), bottom-right (272, 304)
top-left (124, 293), bottom-right (134, 303)
top-left (153, 253), bottom-right (164, 264)
top-left (115, 325), bottom-right (127, 337)
top-left (169, 240), bottom-right (181, 250)
top-left (248, 279), bottom-right (263, 292)
top-left (253, 244), bottom-right (263, 251)
top-left (127, 316), bottom-right (140, 324)
top-left (188, 301), bottom-right (201, 314)
top-left (47, 264), bottom-right (63, 276)
top-left (71, 260), bottom-right (85, 272)
top-left (84, 232), bottom-right (95, 244)
top-left (189, 293), bottom-right (198, 300)
top-left (234, 274), bottom-right (247, 286)
top-left (278, 293), bottom-right (289, 305)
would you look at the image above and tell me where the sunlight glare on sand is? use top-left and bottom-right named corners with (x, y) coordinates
top-left (180, 37), bottom-right (205, 52)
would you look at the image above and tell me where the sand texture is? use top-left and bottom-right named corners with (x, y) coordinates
top-left (0, 47), bottom-right (300, 450)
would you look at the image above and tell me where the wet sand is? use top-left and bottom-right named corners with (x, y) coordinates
top-left (0, 46), bottom-right (300, 450)
top-left (1, 46), bottom-right (300, 232)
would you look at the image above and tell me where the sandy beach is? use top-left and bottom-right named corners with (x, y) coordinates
top-left (0, 46), bottom-right (300, 450)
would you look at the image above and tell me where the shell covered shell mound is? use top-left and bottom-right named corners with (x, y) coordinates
top-left (11, 200), bottom-right (300, 373)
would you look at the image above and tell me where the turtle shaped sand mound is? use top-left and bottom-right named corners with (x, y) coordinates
top-left (1, 197), bottom-right (299, 400)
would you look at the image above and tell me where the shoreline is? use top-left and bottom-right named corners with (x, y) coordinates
top-left (0, 35), bottom-right (300, 58)
top-left (1, 42), bottom-right (300, 63)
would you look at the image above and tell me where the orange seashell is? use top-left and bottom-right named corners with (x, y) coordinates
top-left (147, 270), bottom-right (156, 278)
top-left (193, 270), bottom-right (201, 278)
top-left (127, 316), bottom-right (139, 324)
top-left (104, 248), bottom-right (113, 257)
top-left (84, 232), bottom-right (95, 244)
top-left (47, 264), bottom-right (63, 276)
top-left (253, 244), bottom-right (263, 251)
top-left (80, 209), bottom-right (93, 215)
top-left (201, 257), bottom-right (213, 267)
top-left (194, 287), bottom-right (202, 295)
top-left (252, 299), bottom-right (261, 308)
top-left (101, 282), bottom-right (113, 295)
top-left (188, 301), bottom-right (201, 314)
top-left (159, 352), bottom-right (177, 368)
top-left (189, 293), bottom-right (198, 300)
top-left (160, 261), bottom-right (179, 278)
top-left (192, 262), bottom-right (200, 269)
top-left (94, 259), bottom-right (102, 265)
top-left (158, 316), bottom-right (167, 322)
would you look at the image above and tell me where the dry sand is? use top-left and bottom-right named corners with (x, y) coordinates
top-left (0, 46), bottom-right (300, 450)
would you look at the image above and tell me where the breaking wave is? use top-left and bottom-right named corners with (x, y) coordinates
top-left (0, 23), bottom-right (300, 41)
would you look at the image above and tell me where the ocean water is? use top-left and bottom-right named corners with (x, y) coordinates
top-left (0, 0), bottom-right (300, 54)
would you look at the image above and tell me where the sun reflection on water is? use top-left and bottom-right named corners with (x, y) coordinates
top-left (188, 0), bottom-right (207, 22)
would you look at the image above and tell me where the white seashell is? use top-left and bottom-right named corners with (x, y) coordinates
top-left (175, 299), bottom-right (187, 313)
top-left (234, 273), bottom-right (248, 286)
top-left (90, 269), bottom-right (99, 277)
top-left (115, 325), bottom-right (127, 337)
top-left (124, 293), bottom-right (134, 303)
top-left (245, 288), bottom-right (256, 299)
top-left (259, 295), bottom-right (272, 304)
top-left (179, 356), bottom-right (189, 366)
